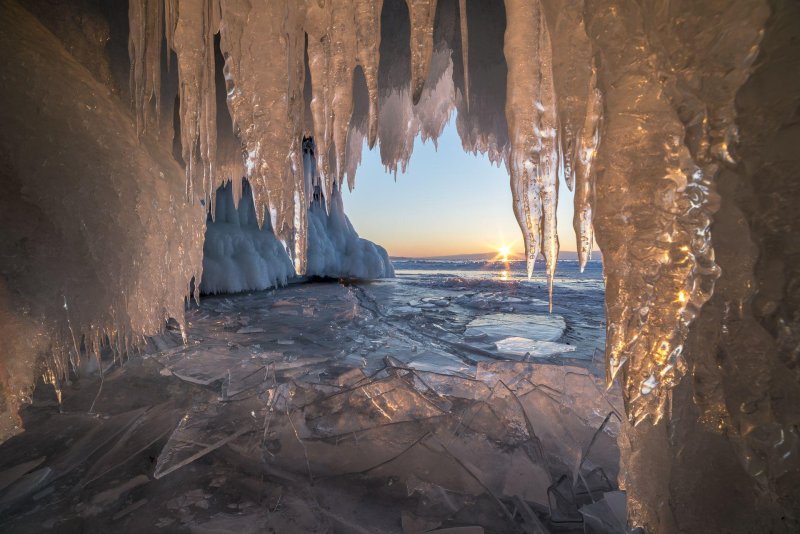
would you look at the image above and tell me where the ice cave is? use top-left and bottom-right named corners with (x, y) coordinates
top-left (0, 0), bottom-right (798, 532)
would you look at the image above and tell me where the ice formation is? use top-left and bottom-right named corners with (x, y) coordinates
top-left (201, 179), bottom-right (393, 294)
top-left (200, 181), bottom-right (295, 295)
top-left (123, 0), bottom-right (760, 428)
top-left (2, 0), bottom-right (799, 531)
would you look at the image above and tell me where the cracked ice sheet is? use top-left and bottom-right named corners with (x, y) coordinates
top-left (0, 273), bottom-right (617, 532)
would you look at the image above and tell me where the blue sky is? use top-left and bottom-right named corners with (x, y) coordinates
top-left (342, 115), bottom-right (581, 258)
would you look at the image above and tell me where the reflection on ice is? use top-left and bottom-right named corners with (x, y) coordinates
top-left (465, 313), bottom-right (566, 342)
top-left (495, 337), bottom-right (577, 359)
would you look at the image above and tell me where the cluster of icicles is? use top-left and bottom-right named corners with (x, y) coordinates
top-left (128, 0), bottom-right (601, 297)
top-left (126, 0), bottom-right (766, 425)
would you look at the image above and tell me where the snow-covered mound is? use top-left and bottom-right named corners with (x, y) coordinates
top-left (306, 187), bottom-right (394, 281)
top-left (201, 181), bottom-right (393, 294)
top-left (200, 181), bottom-right (295, 294)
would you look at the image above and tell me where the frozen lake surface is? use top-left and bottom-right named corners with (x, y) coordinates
top-left (0, 260), bottom-right (624, 533)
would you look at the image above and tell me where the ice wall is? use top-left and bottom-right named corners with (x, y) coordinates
top-left (0, 0), bottom-right (204, 438)
top-left (201, 179), bottom-right (393, 295)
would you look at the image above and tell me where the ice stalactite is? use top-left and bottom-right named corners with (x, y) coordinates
top-left (304, 0), bottom-right (371, 211)
top-left (296, 0), bottom-right (383, 214)
top-left (220, 0), bottom-right (307, 274)
top-left (374, 0), bottom-right (459, 175)
top-left (406, 0), bottom-right (438, 105)
top-left (354, 0), bottom-right (383, 149)
top-left (453, 0), bottom-right (508, 166)
top-left (503, 0), bottom-right (559, 309)
top-left (170, 0), bottom-right (220, 213)
top-left (344, 68), bottom-right (370, 192)
top-left (538, 0), bottom-right (601, 271)
top-left (128, 0), bottom-right (163, 136)
top-left (305, 0), bottom-right (334, 210)
top-left (328, 0), bottom-right (358, 204)
top-left (573, 69), bottom-right (601, 271)
top-left (540, 0), bottom-right (593, 194)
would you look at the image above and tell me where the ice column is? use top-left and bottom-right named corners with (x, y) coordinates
top-left (584, 0), bottom-right (767, 425)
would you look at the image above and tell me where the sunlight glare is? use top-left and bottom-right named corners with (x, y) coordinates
top-left (497, 244), bottom-right (511, 262)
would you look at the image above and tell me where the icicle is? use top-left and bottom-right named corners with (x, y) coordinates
top-left (128, 0), bottom-right (163, 136)
top-left (171, 0), bottom-right (219, 207)
top-left (344, 68), bottom-right (370, 192)
top-left (329, 0), bottom-right (358, 201)
top-left (573, 67), bottom-right (602, 272)
top-left (458, 0), bottom-right (469, 112)
top-left (354, 0), bottom-right (383, 149)
top-left (406, 0), bottom-right (438, 105)
top-left (305, 0), bottom-right (333, 209)
top-left (451, 1), bottom-right (508, 166)
top-left (219, 0), bottom-right (307, 273)
top-left (540, 0), bottom-right (594, 193)
top-left (503, 0), bottom-right (559, 310)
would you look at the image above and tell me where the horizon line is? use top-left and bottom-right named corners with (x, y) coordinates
top-left (390, 250), bottom-right (603, 260)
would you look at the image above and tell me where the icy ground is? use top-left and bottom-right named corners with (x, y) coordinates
top-left (0, 271), bottom-right (624, 533)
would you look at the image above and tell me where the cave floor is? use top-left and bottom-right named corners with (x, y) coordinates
top-left (0, 277), bottom-right (624, 533)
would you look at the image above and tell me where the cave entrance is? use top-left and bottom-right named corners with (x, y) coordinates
top-left (190, 115), bottom-right (618, 531)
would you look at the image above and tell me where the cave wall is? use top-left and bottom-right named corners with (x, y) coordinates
top-left (0, 0), bottom-right (204, 439)
top-left (612, 1), bottom-right (800, 531)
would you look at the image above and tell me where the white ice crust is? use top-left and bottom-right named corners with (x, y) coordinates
top-left (201, 181), bottom-right (393, 294)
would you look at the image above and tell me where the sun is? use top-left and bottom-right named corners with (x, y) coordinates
top-left (497, 244), bottom-right (511, 262)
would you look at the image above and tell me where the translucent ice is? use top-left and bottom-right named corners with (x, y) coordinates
top-left (494, 337), bottom-right (575, 359)
top-left (465, 313), bottom-right (565, 342)
top-left (503, 0), bottom-right (559, 307)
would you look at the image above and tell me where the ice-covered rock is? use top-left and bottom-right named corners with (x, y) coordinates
top-left (201, 180), bottom-right (393, 294)
top-left (200, 181), bottom-right (296, 294)
top-left (306, 186), bottom-right (395, 281)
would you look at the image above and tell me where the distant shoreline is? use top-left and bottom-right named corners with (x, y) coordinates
top-left (390, 251), bottom-right (602, 262)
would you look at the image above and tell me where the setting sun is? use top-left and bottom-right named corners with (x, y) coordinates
top-left (497, 244), bottom-right (511, 262)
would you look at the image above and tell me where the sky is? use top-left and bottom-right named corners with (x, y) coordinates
top-left (341, 114), bottom-right (583, 258)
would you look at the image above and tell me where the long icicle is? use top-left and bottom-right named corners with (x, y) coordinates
top-left (458, 0), bottom-right (469, 111)
top-left (354, 0), bottom-right (383, 150)
top-left (503, 0), bottom-right (560, 311)
top-left (573, 67), bottom-right (602, 272)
